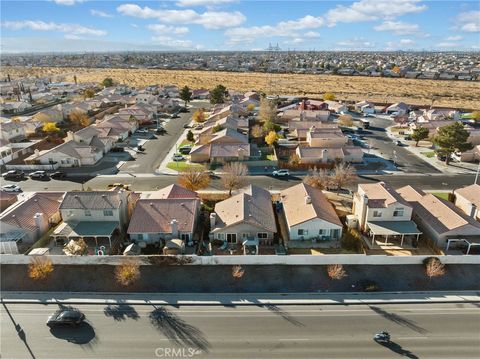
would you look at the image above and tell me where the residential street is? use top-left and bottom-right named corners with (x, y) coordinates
top-left (1, 302), bottom-right (479, 359)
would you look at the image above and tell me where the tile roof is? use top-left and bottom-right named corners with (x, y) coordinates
top-left (153, 184), bottom-right (199, 199)
top-left (1, 192), bottom-right (64, 232)
top-left (359, 182), bottom-right (410, 208)
top-left (127, 198), bottom-right (199, 234)
top-left (281, 183), bottom-right (342, 227)
top-left (213, 185), bottom-right (276, 233)
top-left (454, 184), bottom-right (480, 208)
top-left (61, 191), bottom-right (123, 210)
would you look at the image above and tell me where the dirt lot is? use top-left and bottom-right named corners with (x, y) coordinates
top-left (3, 66), bottom-right (479, 110)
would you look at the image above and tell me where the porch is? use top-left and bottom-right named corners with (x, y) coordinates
top-left (366, 221), bottom-right (422, 248)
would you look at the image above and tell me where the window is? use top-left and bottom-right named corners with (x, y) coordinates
top-left (181, 233), bottom-right (190, 241)
top-left (218, 233), bottom-right (225, 240)
top-left (393, 208), bottom-right (404, 217)
top-left (298, 229), bottom-right (308, 236)
top-left (242, 233), bottom-right (249, 239)
top-left (138, 233), bottom-right (144, 240)
top-left (257, 232), bottom-right (268, 239)
top-left (84, 210), bottom-right (91, 217)
top-left (319, 229), bottom-right (325, 235)
top-left (226, 233), bottom-right (237, 243)
top-left (103, 210), bottom-right (113, 217)
top-left (332, 229), bottom-right (340, 239)
top-left (373, 210), bottom-right (382, 218)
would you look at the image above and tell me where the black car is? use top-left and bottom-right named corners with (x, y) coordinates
top-left (156, 127), bottom-right (166, 134)
top-left (111, 147), bottom-right (125, 153)
top-left (46, 309), bottom-right (85, 327)
top-left (2, 170), bottom-right (25, 180)
top-left (178, 107), bottom-right (189, 113)
top-left (179, 146), bottom-right (192, 155)
top-left (51, 171), bottom-right (66, 179)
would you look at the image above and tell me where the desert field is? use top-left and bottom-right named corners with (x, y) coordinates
top-left (3, 66), bottom-right (479, 110)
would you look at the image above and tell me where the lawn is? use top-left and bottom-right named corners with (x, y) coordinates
top-left (179, 139), bottom-right (194, 148)
top-left (423, 151), bottom-right (435, 158)
top-left (432, 192), bottom-right (450, 201)
top-left (166, 161), bottom-right (205, 172)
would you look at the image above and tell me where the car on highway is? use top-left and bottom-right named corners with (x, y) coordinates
top-left (272, 169), bottom-right (290, 177)
top-left (1, 184), bottom-right (22, 192)
top-left (172, 154), bottom-right (185, 162)
top-left (50, 171), bottom-right (66, 179)
top-left (2, 170), bottom-right (25, 180)
top-left (46, 309), bottom-right (85, 327)
top-left (29, 171), bottom-right (49, 180)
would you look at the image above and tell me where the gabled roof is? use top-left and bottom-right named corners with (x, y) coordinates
top-left (127, 198), bottom-right (199, 234)
top-left (60, 191), bottom-right (123, 210)
top-left (454, 184), bottom-right (480, 208)
top-left (281, 183), bottom-right (342, 227)
top-left (358, 182), bottom-right (410, 208)
top-left (209, 128), bottom-right (248, 144)
top-left (153, 184), bottom-right (199, 199)
top-left (1, 192), bottom-right (64, 232)
top-left (213, 185), bottom-right (276, 233)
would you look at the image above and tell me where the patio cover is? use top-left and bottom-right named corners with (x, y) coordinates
top-left (367, 221), bottom-right (421, 236)
top-left (53, 221), bottom-right (118, 238)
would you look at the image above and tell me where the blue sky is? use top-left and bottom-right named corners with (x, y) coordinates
top-left (1, 0), bottom-right (479, 52)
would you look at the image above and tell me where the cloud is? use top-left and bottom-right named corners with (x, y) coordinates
top-left (151, 35), bottom-right (193, 48)
top-left (283, 38), bottom-right (304, 45)
top-left (2, 20), bottom-right (106, 36)
top-left (148, 24), bottom-right (189, 35)
top-left (117, 4), bottom-right (245, 29)
top-left (52, 0), bottom-right (84, 5)
top-left (337, 38), bottom-right (375, 48)
top-left (446, 35), bottom-right (462, 41)
top-left (374, 21), bottom-right (420, 35)
top-left (90, 9), bottom-right (113, 18)
top-left (176, 0), bottom-right (236, 7)
top-left (326, 0), bottom-right (427, 25)
top-left (131, 24), bottom-right (139, 28)
top-left (456, 11), bottom-right (480, 32)
top-left (436, 42), bottom-right (456, 48)
top-left (400, 38), bottom-right (415, 45)
top-left (304, 31), bottom-right (320, 38)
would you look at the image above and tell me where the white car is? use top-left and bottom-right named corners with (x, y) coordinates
top-left (272, 169), bottom-right (290, 177)
top-left (1, 184), bottom-right (21, 192)
top-left (172, 154), bottom-right (185, 162)
top-left (135, 129), bottom-right (149, 135)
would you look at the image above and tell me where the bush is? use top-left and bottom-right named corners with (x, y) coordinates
top-left (115, 260), bottom-right (140, 287)
top-left (28, 257), bottom-right (54, 281)
top-left (340, 228), bottom-right (362, 252)
top-left (423, 257), bottom-right (446, 279)
top-left (357, 280), bottom-right (379, 292)
top-left (327, 264), bottom-right (347, 280)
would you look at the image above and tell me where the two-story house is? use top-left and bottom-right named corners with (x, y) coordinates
top-left (454, 184), bottom-right (480, 221)
top-left (352, 183), bottom-right (421, 246)
top-left (0, 122), bottom-right (27, 143)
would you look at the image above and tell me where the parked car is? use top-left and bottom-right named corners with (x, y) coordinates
top-left (158, 113), bottom-right (170, 119)
top-left (178, 107), bottom-right (189, 113)
top-left (29, 171), bottom-right (49, 180)
top-left (272, 169), bottom-right (290, 177)
top-left (395, 140), bottom-right (402, 146)
top-left (156, 126), bottom-right (166, 134)
top-left (436, 153), bottom-right (451, 162)
top-left (1, 184), bottom-right (22, 192)
top-left (46, 309), bottom-right (85, 327)
top-left (170, 113), bottom-right (180, 119)
top-left (183, 124), bottom-right (191, 129)
top-left (110, 146), bottom-right (125, 152)
top-left (2, 170), bottom-right (25, 180)
top-left (172, 154), bottom-right (185, 162)
top-left (194, 124), bottom-right (204, 130)
top-left (179, 146), bottom-right (192, 155)
top-left (135, 129), bottom-right (149, 135)
top-left (107, 183), bottom-right (130, 190)
top-left (50, 171), bottom-right (66, 179)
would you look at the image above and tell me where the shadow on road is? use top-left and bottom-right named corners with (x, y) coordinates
top-left (2, 302), bottom-right (36, 359)
top-left (369, 306), bottom-right (427, 334)
top-left (149, 306), bottom-right (210, 352)
top-left (49, 322), bottom-right (98, 347)
top-left (264, 304), bottom-right (305, 327)
top-left (376, 340), bottom-right (419, 359)
top-left (103, 304), bottom-right (140, 321)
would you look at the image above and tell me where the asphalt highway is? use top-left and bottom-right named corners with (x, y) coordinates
top-left (1, 302), bottom-right (479, 359)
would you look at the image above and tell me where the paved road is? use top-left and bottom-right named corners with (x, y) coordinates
top-left (1, 303), bottom-right (479, 359)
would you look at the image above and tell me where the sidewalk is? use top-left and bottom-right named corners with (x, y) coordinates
top-left (2, 291), bottom-right (479, 306)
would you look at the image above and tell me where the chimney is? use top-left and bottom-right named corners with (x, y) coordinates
top-left (209, 212), bottom-right (216, 229)
top-left (66, 130), bottom-right (74, 142)
top-left (469, 203), bottom-right (477, 218)
top-left (360, 194), bottom-right (369, 230)
top-left (171, 219), bottom-right (178, 238)
top-left (305, 195), bottom-right (311, 204)
top-left (33, 213), bottom-right (48, 235)
top-left (321, 149), bottom-right (328, 163)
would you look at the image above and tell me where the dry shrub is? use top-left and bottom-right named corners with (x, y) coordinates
top-left (232, 265), bottom-right (245, 279)
top-left (423, 257), bottom-right (446, 280)
top-left (115, 260), bottom-right (141, 287)
top-left (28, 257), bottom-right (54, 281)
top-left (327, 264), bottom-right (347, 280)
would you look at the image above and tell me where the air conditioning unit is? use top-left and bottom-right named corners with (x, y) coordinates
top-left (346, 215), bottom-right (358, 229)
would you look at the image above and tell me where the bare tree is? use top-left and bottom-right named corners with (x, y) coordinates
top-left (221, 162), bottom-right (248, 196)
top-left (178, 168), bottom-right (211, 191)
top-left (232, 265), bottom-right (245, 279)
top-left (251, 124), bottom-right (264, 138)
top-left (28, 257), bottom-right (54, 281)
top-left (115, 259), bottom-right (141, 287)
top-left (69, 109), bottom-right (90, 127)
top-left (258, 97), bottom-right (277, 123)
top-left (63, 238), bottom-right (88, 256)
top-left (304, 167), bottom-right (331, 190)
top-left (424, 257), bottom-right (445, 280)
top-left (327, 264), bottom-right (347, 280)
top-left (331, 163), bottom-right (355, 191)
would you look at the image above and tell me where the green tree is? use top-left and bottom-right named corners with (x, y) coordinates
top-left (186, 130), bottom-right (194, 142)
top-left (323, 92), bottom-right (335, 101)
top-left (433, 122), bottom-right (473, 165)
top-left (411, 126), bottom-right (429, 147)
top-left (102, 77), bottom-right (114, 87)
top-left (179, 86), bottom-right (192, 107)
top-left (210, 84), bottom-right (227, 104)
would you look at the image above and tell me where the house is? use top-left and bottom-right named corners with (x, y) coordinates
top-left (280, 183), bottom-right (343, 243)
top-left (95, 115), bottom-right (138, 140)
top-left (0, 121), bottom-right (27, 142)
top-left (0, 191), bottom-right (18, 213)
top-left (296, 146), bottom-right (363, 164)
top-left (352, 183), bottom-right (421, 246)
top-left (61, 102), bottom-right (92, 120)
top-left (192, 88), bottom-right (210, 100)
top-left (324, 101), bottom-right (347, 114)
top-left (355, 100), bottom-right (375, 114)
top-left (53, 190), bottom-right (130, 251)
top-left (288, 121), bottom-right (338, 140)
top-left (397, 185), bottom-right (480, 251)
top-left (210, 185), bottom-right (276, 252)
top-left (0, 192), bottom-right (64, 244)
top-left (33, 107), bottom-right (64, 123)
top-left (454, 184), bottom-right (480, 221)
top-left (386, 102), bottom-right (409, 116)
top-left (190, 143), bottom-right (252, 163)
top-left (1, 101), bottom-right (32, 114)
top-left (127, 196), bottom-right (201, 245)
top-left (118, 106), bottom-right (153, 124)
top-left (280, 109), bottom-right (330, 123)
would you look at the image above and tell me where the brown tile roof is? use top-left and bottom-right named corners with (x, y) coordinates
top-left (61, 191), bottom-right (123, 210)
top-left (359, 182), bottom-right (410, 208)
top-left (127, 198), bottom-right (199, 234)
top-left (153, 184), bottom-right (199, 199)
top-left (281, 183), bottom-right (342, 227)
top-left (1, 192), bottom-right (64, 231)
top-left (454, 184), bottom-right (480, 208)
top-left (213, 185), bottom-right (276, 233)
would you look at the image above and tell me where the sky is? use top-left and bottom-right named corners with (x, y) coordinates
top-left (1, 0), bottom-right (479, 53)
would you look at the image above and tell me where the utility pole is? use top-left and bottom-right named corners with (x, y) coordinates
top-left (475, 162), bottom-right (480, 185)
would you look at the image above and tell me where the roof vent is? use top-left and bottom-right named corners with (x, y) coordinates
top-left (150, 202), bottom-right (153, 206)
top-left (102, 194), bottom-right (106, 198)
top-left (74, 195), bottom-right (79, 198)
